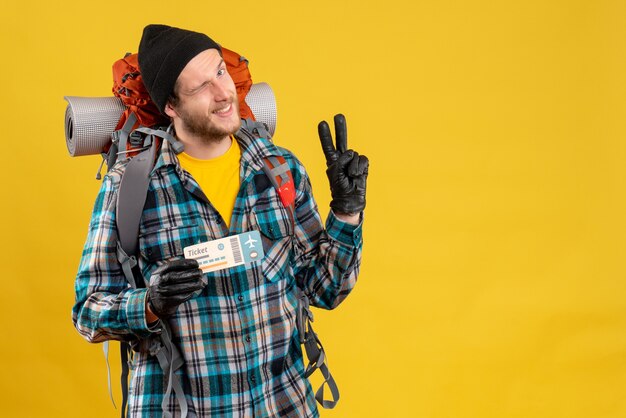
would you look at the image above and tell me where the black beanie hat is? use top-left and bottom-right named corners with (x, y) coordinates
top-left (138, 24), bottom-right (221, 113)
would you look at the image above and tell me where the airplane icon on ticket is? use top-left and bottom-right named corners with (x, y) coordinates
top-left (244, 235), bottom-right (258, 249)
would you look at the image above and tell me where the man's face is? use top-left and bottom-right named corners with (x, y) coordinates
top-left (165, 48), bottom-right (241, 142)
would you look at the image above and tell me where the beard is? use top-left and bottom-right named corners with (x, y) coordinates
top-left (176, 98), bottom-right (241, 143)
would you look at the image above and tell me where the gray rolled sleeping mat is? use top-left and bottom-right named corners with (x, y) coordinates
top-left (64, 82), bottom-right (277, 157)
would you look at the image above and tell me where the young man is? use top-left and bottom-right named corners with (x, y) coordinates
top-left (73, 24), bottom-right (368, 417)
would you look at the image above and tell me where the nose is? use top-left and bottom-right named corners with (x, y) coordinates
top-left (211, 78), bottom-right (229, 101)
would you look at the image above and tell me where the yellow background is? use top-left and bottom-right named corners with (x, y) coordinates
top-left (1, 0), bottom-right (625, 417)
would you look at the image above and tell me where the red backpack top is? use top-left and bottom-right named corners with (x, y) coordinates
top-left (111, 47), bottom-right (255, 136)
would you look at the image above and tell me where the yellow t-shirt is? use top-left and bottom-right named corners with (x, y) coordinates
top-left (177, 139), bottom-right (241, 227)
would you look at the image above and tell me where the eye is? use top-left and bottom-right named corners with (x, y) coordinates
top-left (190, 82), bottom-right (208, 94)
top-left (217, 67), bottom-right (226, 77)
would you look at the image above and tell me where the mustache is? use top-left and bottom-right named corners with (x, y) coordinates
top-left (210, 96), bottom-right (238, 113)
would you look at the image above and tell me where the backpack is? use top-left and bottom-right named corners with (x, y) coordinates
top-left (107, 46), bottom-right (256, 170)
top-left (68, 47), bottom-right (339, 417)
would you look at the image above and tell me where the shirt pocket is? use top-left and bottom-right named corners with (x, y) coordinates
top-left (251, 192), bottom-right (294, 283)
top-left (138, 223), bottom-right (200, 263)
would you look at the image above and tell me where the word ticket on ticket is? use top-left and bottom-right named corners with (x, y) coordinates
top-left (183, 231), bottom-right (264, 273)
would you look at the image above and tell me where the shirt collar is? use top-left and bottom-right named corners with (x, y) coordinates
top-left (152, 126), bottom-right (282, 180)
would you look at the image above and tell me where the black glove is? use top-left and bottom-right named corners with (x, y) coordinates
top-left (146, 259), bottom-right (205, 318)
top-left (318, 114), bottom-right (369, 214)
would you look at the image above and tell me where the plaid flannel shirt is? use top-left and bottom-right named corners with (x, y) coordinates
top-left (72, 133), bottom-right (363, 417)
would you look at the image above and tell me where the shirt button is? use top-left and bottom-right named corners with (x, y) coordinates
top-left (250, 375), bottom-right (255, 382)
top-left (238, 295), bottom-right (243, 302)
top-left (245, 336), bottom-right (251, 342)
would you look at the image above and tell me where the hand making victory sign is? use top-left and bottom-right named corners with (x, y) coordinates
top-left (318, 114), bottom-right (369, 224)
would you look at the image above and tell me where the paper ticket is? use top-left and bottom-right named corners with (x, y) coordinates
top-left (183, 231), bottom-right (264, 273)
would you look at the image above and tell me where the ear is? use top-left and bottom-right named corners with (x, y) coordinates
top-left (164, 102), bottom-right (178, 119)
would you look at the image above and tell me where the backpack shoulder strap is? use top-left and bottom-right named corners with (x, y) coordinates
top-left (116, 135), bottom-right (157, 265)
top-left (113, 129), bottom-right (189, 418)
top-left (260, 150), bottom-right (340, 409)
top-left (116, 125), bottom-right (182, 260)
top-left (262, 155), bottom-right (296, 215)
